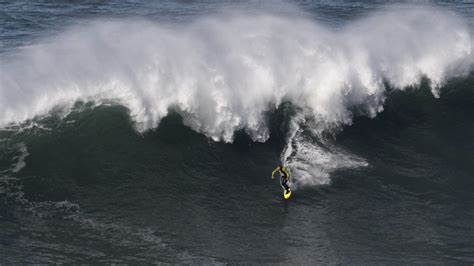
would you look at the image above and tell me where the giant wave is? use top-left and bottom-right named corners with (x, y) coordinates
top-left (1, 5), bottom-right (472, 186)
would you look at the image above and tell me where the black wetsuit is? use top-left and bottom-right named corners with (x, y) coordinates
top-left (279, 170), bottom-right (290, 192)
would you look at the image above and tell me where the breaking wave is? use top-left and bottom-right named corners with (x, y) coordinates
top-left (1, 5), bottom-right (472, 186)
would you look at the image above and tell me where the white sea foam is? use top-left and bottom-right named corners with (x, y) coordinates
top-left (0, 5), bottom-right (472, 185)
top-left (280, 109), bottom-right (368, 187)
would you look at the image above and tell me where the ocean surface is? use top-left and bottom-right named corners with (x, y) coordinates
top-left (1, 0), bottom-right (473, 264)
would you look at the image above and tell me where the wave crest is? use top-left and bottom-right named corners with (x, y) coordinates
top-left (1, 6), bottom-right (472, 141)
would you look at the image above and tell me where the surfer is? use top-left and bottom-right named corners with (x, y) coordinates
top-left (272, 164), bottom-right (291, 194)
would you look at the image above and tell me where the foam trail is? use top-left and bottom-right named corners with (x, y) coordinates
top-left (11, 143), bottom-right (30, 173)
top-left (1, 6), bottom-right (472, 185)
top-left (280, 110), bottom-right (368, 187)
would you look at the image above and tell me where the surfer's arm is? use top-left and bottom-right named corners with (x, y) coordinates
top-left (271, 167), bottom-right (279, 179)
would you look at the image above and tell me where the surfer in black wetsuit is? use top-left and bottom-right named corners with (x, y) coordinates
top-left (272, 164), bottom-right (291, 193)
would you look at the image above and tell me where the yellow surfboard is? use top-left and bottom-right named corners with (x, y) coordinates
top-left (283, 189), bottom-right (292, 200)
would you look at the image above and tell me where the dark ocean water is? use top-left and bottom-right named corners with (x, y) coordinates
top-left (1, 1), bottom-right (473, 264)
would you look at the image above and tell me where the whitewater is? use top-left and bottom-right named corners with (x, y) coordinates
top-left (0, 5), bottom-right (472, 186)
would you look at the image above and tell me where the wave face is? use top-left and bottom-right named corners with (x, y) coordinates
top-left (1, 79), bottom-right (473, 263)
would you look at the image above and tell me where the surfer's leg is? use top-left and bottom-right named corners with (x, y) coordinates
top-left (282, 178), bottom-right (290, 192)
